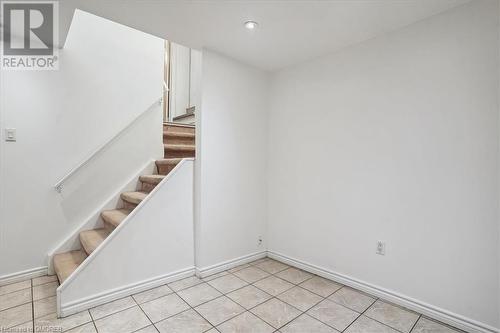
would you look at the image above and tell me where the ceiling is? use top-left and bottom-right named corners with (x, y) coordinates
top-left (59, 0), bottom-right (471, 71)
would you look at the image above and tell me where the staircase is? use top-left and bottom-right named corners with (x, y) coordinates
top-left (53, 123), bottom-right (195, 284)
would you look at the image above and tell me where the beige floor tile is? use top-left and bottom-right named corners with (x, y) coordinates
top-left (65, 322), bottom-right (98, 333)
top-left (0, 280), bottom-right (31, 296)
top-left (202, 271), bottom-right (229, 282)
top-left (412, 317), bottom-right (460, 333)
top-left (0, 288), bottom-right (32, 311)
top-left (155, 309), bottom-right (212, 333)
top-left (10, 320), bottom-right (33, 332)
top-left (275, 268), bottom-right (313, 285)
top-left (232, 267), bottom-right (270, 283)
top-left (168, 276), bottom-right (203, 292)
top-left (133, 285), bottom-right (174, 304)
top-left (34, 295), bottom-right (57, 318)
top-left (255, 260), bottom-right (289, 274)
top-left (299, 277), bottom-right (342, 297)
top-left (0, 303), bottom-right (32, 329)
top-left (328, 287), bottom-right (376, 313)
top-left (227, 285), bottom-right (272, 310)
top-left (345, 315), bottom-right (398, 333)
top-left (135, 325), bottom-right (159, 333)
top-left (364, 301), bottom-right (419, 333)
top-left (177, 283), bottom-right (222, 307)
top-left (89, 296), bottom-right (136, 320)
top-left (94, 306), bottom-right (151, 333)
top-left (277, 286), bottom-right (323, 312)
top-left (250, 298), bottom-right (301, 329)
top-left (281, 314), bottom-right (339, 333)
top-left (227, 264), bottom-right (251, 273)
top-left (217, 311), bottom-right (274, 333)
top-left (33, 281), bottom-right (58, 301)
top-left (254, 276), bottom-right (294, 296)
top-left (195, 296), bottom-right (245, 326)
top-left (205, 329), bottom-right (219, 333)
top-left (32, 275), bottom-right (58, 287)
top-left (140, 293), bottom-right (190, 323)
top-left (249, 258), bottom-right (270, 266)
top-left (208, 274), bottom-right (248, 294)
top-left (35, 310), bottom-right (92, 332)
top-left (307, 299), bottom-right (359, 331)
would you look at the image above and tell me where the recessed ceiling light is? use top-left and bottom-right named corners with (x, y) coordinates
top-left (244, 20), bottom-right (259, 30)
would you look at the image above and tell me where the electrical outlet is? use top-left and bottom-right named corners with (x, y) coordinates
top-left (376, 241), bottom-right (386, 255)
top-left (258, 236), bottom-right (263, 246)
top-left (5, 128), bottom-right (16, 142)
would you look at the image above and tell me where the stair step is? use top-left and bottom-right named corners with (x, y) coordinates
top-left (163, 131), bottom-right (195, 139)
top-left (101, 209), bottom-right (132, 230)
top-left (164, 144), bottom-right (195, 158)
top-left (140, 174), bottom-right (165, 185)
top-left (156, 158), bottom-right (182, 175)
top-left (121, 191), bottom-right (148, 206)
top-left (164, 143), bottom-right (195, 151)
top-left (172, 113), bottom-right (195, 125)
top-left (80, 228), bottom-right (110, 255)
top-left (163, 131), bottom-right (195, 145)
top-left (163, 122), bottom-right (195, 135)
top-left (53, 250), bottom-right (87, 284)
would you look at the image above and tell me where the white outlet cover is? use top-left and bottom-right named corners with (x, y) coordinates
top-left (376, 241), bottom-right (386, 255)
top-left (5, 128), bottom-right (16, 142)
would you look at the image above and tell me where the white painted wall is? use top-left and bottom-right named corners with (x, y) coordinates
top-left (169, 43), bottom-right (191, 119)
top-left (169, 43), bottom-right (202, 120)
top-left (195, 50), bottom-right (269, 270)
top-left (190, 49), bottom-right (203, 112)
top-left (58, 160), bottom-right (195, 316)
top-left (268, 0), bottom-right (499, 330)
top-left (0, 10), bottom-right (164, 278)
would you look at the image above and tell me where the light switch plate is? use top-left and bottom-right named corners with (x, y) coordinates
top-left (5, 128), bottom-right (16, 142)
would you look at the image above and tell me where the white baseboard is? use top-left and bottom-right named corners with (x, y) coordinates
top-left (195, 251), bottom-right (267, 278)
top-left (0, 266), bottom-right (48, 286)
top-left (57, 267), bottom-right (195, 317)
top-left (268, 251), bottom-right (498, 333)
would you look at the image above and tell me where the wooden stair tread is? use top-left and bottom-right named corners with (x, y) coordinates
top-left (163, 122), bottom-right (195, 128)
top-left (173, 113), bottom-right (195, 121)
top-left (155, 158), bottom-right (182, 175)
top-left (53, 250), bottom-right (87, 284)
top-left (121, 191), bottom-right (148, 205)
top-left (80, 228), bottom-right (110, 255)
top-left (163, 144), bottom-right (195, 151)
top-left (101, 208), bottom-right (132, 229)
top-left (163, 131), bottom-right (195, 138)
top-left (156, 158), bottom-right (182, 166)
top-left (140, 174), bottom-right (165, 185)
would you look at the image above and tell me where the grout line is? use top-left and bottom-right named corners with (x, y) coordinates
top-left (133, 292), bottom-right (158, 331)
top-left (87, 305), bottom-right (99, 333)
top-left (339, 294), bottom-right (375, 332)
top-left (0, 285), bottom-right (32, 297)
top-left (0, 300), bottom-right (33, 314)
top-left (171, 287), bottom-right (217, 331)
top-left (409, 314), bottom-right (422, 333)
top-left (31, 278), bottom-right (35, 333)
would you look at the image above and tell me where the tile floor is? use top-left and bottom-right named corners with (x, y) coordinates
top-left (0, 258), bottom-right (464, 333)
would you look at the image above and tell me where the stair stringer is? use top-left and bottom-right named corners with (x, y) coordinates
top-left (56, 159), bottom-right (195, 317)
top-left (47, 160), bottom-right (157, 274)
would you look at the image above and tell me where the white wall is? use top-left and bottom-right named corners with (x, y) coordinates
top-left (268, 0), bottom-right (499, 330)
top-left (0, 10), bottom-right (164, 278)
top-left (195, 50), bottom-right (269, 270)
